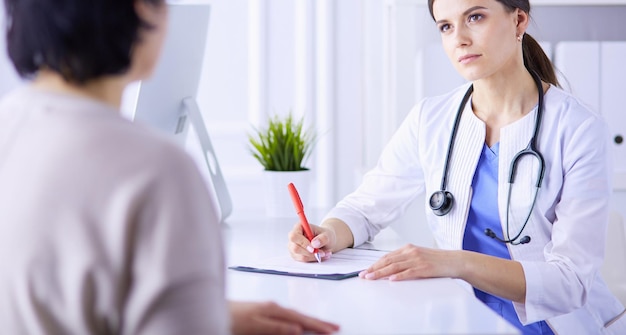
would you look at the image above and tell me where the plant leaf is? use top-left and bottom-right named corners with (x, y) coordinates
top-left (246, 112), bottom-right (317, 171)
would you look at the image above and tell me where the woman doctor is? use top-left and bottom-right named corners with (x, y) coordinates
top-left (288, 0), bottom-right (626, 334)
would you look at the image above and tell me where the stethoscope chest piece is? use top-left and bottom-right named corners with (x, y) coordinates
top-left (429, 190), bottom-right (454, 216)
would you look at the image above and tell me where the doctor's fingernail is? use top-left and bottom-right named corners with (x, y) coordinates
top-left (365, 272), bottom-right (375, 280)
top-left (311, 240), bottom-right (321, 248)
top-left (306, 246), bottom-right (314, 253)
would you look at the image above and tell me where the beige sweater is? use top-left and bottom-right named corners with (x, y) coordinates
top-left (0, 87), bottom-right (229, 334)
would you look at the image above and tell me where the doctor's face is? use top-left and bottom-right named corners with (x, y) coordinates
top-left (432, 0), bottom-right (525, 82)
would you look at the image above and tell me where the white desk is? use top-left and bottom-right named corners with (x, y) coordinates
top-left (223, 210), bottom-right (520, 334)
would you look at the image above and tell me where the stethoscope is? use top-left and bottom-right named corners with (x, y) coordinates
top-left (429, 71), bottom-right (546, 245)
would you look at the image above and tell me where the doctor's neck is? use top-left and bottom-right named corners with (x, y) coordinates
top-left (471, 68), bottom-right (542, 119)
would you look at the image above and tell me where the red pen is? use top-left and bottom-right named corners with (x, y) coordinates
top-left (287, 182), bottom-right (322, 263)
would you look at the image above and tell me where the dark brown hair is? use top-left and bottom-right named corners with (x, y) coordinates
top-left (4, 0), bottom-right (165, 84)
top-left (428, 0), bottom-right (560, 87)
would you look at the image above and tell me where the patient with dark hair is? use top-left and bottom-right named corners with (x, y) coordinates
top-left (0, 0), bottom-right (338, 334)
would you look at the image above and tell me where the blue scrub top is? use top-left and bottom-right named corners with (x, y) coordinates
top-left (463, 143), bottom-right (554, 335)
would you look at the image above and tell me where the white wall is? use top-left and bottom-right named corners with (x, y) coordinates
top-left (198, 0), bottom-right (375, 213)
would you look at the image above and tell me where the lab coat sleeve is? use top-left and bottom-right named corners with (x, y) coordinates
top-left (514, 112), bottom-right (613, 324)
top-left (324, 101), bottom-right (427, 247)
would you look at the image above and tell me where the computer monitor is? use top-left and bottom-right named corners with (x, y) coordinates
top-left (121, 1), bottom-right (232, 221)
top-left (0, 5), bottom-right (23, 96)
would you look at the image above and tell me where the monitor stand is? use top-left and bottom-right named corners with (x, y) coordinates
top-left (177, 97), bottom-right (233, 221)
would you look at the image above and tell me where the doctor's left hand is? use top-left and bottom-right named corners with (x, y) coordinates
top-left (358, 244), bottom-right (461, 281)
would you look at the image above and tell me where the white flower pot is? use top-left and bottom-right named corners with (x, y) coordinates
top-left (263, 170), bottom-right (312, 218)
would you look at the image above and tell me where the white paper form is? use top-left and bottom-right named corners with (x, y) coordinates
top-left (230, 248), bottom-right (388, 279)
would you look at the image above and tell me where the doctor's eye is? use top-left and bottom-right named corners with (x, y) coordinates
top-left (468, 13), bottom-right (483, 23)
top-left (438, 23), bottom-right (451, 33)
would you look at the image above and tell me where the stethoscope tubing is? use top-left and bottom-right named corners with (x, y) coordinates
top-left (440, 85), bottom-right (473, 191)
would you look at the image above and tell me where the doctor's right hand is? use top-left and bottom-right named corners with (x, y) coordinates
top-left (288, 222), bottom-right (335, 262)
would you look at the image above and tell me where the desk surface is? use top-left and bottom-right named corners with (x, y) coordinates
top-left (223, 210), bottom-right (519, 335)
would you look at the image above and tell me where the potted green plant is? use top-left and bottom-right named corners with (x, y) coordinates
top-left (248, 113), bottom-right (316, 217)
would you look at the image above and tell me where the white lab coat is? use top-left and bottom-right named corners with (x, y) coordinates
top-left (325, 84), bottom-right (626, 334)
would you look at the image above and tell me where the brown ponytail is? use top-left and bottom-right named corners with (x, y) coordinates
top-left (428, 0), bottom-right (560, 87)
top-left (522, 34), bottom-right (560, 87)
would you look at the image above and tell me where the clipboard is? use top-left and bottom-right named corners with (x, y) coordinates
top-left (228, 248), bottom-right (388, 281)
top-left (229, 266), bottom-right (360, 280)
